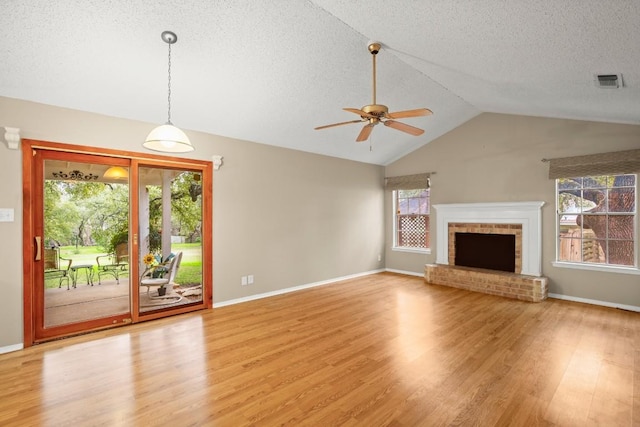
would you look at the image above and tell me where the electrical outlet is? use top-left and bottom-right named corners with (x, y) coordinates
top-left (241, 276), bottom-right (248, 286)
top-left (248, 275), bottom-right (254, 284)
top-left (378, 254), bottom-right (382, 262)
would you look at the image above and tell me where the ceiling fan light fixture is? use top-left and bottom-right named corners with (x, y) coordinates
top-left (143, 30), bottom-right (194, 153)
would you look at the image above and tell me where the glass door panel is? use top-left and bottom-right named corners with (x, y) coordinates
top-left (41, 157), bottom-right (131, 331)
top-left (137, 166), bottom-right (204, 315)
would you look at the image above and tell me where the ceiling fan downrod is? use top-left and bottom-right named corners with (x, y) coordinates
top-left (369, 42), bottom-right (381, 106)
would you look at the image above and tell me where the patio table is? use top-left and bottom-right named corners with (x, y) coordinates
top-left (69, 264), bottom-right (94, 289)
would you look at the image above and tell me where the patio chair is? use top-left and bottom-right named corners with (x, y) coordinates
top-left (44, 247), bottom-right (72, 290)
top-left (151, 252), bottom-right (175, 278)
top-left (96, 242), bottom-right (129, 285)
top-left (140, 251), bottom-right (182, 297)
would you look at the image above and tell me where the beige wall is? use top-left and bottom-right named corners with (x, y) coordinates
top-left (4, 100), bottom-right (637, 349)
top-left (0, 96), bottom-right (385, 349)
top-left (386, 112), bottom-right (640, 307)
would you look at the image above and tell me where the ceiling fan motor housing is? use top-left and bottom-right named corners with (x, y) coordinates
top-left (362, 104), bottom-right (387, 115)
top-left (361, 104), bottom-right (388, 123)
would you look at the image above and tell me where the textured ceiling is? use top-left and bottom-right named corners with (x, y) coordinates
top-left (1, 1), bottom-right (638, 165)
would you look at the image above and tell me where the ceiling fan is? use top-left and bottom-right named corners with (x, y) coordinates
top-left (315, 42), bottom-right (433, 142)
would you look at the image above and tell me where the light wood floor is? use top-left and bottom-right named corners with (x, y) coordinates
top-left (1, 273), bottom-right (638, 426)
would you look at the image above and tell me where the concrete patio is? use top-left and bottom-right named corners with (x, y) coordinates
top-left (44, 279), bottom-right (201, 327)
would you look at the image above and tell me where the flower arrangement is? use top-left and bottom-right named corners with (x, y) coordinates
top-left (141, 253), bottom-right (160, 281)
top-left (143, 253), bottom-right (156, 267)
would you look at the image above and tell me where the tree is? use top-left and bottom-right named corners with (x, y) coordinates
top-left (89, 183), bottom-right (130, 253)
top-left (558, 175), bottom-right (635, 265)
top-left (45, 180), bottom-right (129, 251)
top-left (146, 171), bottom-right (202, 245)
top-left (44, 170), bottom-right (201, 254)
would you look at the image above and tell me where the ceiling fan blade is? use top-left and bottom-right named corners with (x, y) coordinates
top-left (384, 120), bottom-right (424, 136)
top-left (356, 123), bottom-right (375, 142)
top-left (344, 108), bottom-right (377, 119)
top-left (314, 119), bottom-right (363, 130)
top-left (386, 108), bottom-right (433, 119)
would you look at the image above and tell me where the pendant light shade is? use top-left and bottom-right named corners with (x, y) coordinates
top-left (144, 124), bottom-right (193, 153)
top-left (103, 166), bottom-right (129, 180)
top-left (143, 31), bottom-right (194, 153)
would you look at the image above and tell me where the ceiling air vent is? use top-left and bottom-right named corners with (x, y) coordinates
top-left (595, 73), bottom-right (623, 88)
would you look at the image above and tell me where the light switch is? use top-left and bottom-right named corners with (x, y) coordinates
top-left (0, 208), bottom-right (14, 222)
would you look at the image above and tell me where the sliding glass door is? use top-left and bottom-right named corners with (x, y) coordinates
top-left (136, 165), bottom-right (204, 317)
top-left (23, 140), bottom-right (212, 345)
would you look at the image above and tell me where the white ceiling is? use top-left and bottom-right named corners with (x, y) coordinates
top-left (1, 1), bottom-right (638, 165)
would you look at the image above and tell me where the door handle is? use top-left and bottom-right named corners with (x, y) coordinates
top-left (35, 236), bottom-right (42, 261)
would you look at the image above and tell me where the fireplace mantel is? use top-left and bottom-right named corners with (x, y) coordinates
top-left (433, 202), bottom-right (545, 276)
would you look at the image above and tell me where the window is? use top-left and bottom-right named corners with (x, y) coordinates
top-left (556, 174), bottom-right (636, 268)
top-left (394, 188), bottom-right (430, 251)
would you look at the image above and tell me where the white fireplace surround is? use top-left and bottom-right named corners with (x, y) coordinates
top-left (433, 202), bottom-right (545, 277)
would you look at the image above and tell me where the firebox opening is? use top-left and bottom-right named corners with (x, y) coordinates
top-left (455, 232), bottom-right (516, 273)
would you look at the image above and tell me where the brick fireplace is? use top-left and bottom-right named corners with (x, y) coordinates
top-left (424, 202), bottom-right (548, 302)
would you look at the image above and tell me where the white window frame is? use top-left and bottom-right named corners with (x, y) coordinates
top-left (392, 188), bottom-right (431, 254)
top-left (553, 174), bottom-right (640, 275)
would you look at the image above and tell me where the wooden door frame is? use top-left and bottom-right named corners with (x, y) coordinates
top-left (22, 139), bottom-right (213, 346)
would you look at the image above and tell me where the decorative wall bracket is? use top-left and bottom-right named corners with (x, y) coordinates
top-left (3, 127), bottom-right (21, 150)
top-left (212, 155), bottom-right (223, 170)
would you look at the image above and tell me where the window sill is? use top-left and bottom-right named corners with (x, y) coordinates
top-left (552, 261), bottom-right (640, 276)
top-left (392, 247), bottom-right (431, 255)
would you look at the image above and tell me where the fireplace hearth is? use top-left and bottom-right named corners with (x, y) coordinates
top-left (425, 202), bottom-right (548, 302)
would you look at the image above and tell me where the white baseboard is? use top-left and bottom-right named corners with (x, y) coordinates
top-left (0, 343), bottom-right (24, 355)
top-left (213, 269), bottom-right (386, 308)
top-left (548, 293), bottom-right (640, 312)
top-left (385, 268), bottom-right (424, 277)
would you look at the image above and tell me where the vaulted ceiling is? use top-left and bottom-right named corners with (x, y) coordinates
top-left (1, 1), bottom-right (638, 165)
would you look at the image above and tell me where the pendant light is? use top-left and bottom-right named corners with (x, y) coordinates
top-left (103, 166), bottom-right (129, 180)
top-left (143, 31), bottom-right (194, 153)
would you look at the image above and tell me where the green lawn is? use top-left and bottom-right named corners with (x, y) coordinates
top-left (45, 243), bottom-right (203, 288)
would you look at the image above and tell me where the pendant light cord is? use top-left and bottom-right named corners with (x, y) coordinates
top-left (167, 42), bottom-right (172, 125)
top-left (144, 30), bottom-right (194, 153)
